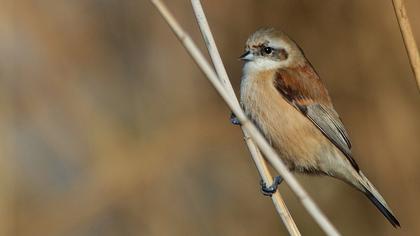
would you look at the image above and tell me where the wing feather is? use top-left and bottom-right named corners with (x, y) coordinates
top-left (274, 66), bottom-right (359, 171)
top-left (304, 104), bottom-right (358, 170)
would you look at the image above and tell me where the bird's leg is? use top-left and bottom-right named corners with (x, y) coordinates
top-left (260, 176), bottom-right (283, 196)
top-left (230, 112), bottom-right (241, 125)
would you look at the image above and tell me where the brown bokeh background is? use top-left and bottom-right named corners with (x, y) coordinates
top-left (1, 0), bottom-right (419, 235)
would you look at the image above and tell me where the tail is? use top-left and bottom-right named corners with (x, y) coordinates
top-left (358, 172), bottom-right (400, 227)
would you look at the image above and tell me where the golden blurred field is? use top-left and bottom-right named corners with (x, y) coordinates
top-left (1, 0), bottom-right (419, 235)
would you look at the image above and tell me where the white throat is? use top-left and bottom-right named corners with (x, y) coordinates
top-left (243, 57), bottom-right (291, 75)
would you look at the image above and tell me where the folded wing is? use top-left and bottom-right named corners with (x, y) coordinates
top-left (274, 65), bottom-right (359, 171)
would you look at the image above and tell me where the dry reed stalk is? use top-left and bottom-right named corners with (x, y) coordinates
top-left (190, 1), bottom-right (300, 235)
top-left (391, 0), bottom-right (420, 90)
top-left (150, 1), bottom-right (341, 235)
top-left (0, 89), bottom-right (15, 236)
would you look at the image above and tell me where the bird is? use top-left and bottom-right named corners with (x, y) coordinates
top-left (236, 27), bottom-right (400, 227)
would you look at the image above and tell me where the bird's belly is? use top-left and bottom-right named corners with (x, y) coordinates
top-left (265, 104), bottom-right (330, 173)
top-left (241, 78), bottom-right (335, 173)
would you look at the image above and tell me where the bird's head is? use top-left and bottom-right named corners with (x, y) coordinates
top-left (241, 28), bottom-right (305, 74)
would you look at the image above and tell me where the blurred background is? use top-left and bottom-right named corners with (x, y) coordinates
top-left (1, 0), bottom-right (419, 235)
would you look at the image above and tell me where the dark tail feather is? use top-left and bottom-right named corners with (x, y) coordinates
top-left (364, 188), bottom-right (400, 228)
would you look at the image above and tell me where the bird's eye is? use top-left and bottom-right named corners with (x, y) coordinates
top-left (263, 47), bottom-right (273, 54)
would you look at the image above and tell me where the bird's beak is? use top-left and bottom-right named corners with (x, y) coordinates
top-left (239, 50), bottom-right (253, 61)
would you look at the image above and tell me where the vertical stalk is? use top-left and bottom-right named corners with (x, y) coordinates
top-left (190, 1), bottom-right (300, 235)
top-left (392, 0), bottom-right (420, 90)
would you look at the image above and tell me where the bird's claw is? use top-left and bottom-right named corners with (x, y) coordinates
top-left (260, 176), bottom-right (283, 196)
top-left (230, 112), bottom-right (241, 125)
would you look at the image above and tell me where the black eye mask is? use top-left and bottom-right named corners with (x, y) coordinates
top-left (259, 46), bottom-right (288, 61)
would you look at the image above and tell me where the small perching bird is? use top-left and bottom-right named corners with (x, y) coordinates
top-left (237, 28), bottom-right (400, 227)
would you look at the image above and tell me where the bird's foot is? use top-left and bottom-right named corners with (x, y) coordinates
top-left (260, 176), bottom-right (283, 196)
top-left (230, 112), bottom-right (241, 125)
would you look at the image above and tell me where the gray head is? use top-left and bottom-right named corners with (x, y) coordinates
top-left (240, 28), bottom-right (305, 73)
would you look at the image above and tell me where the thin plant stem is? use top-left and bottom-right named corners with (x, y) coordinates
top-left (392, 0), bottom-right (420, 90)
top-left (150, 1), bottom-right (341, 235)
top-left (190, 1), bottom-right (300, 235)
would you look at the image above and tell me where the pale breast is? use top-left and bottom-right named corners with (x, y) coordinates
top-left (240, 71), bottom-right (336, 172)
